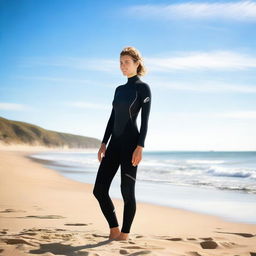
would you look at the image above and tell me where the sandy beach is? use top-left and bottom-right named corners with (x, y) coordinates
top-left (0, 145), bottom-right (256, 256)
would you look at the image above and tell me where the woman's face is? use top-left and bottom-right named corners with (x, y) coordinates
top-left (120, 55), bottom-right (139, 77)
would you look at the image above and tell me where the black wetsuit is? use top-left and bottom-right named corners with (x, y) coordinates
top-left (93, 74), bottom-right (151, 233)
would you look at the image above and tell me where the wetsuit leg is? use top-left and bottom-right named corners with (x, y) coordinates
top-left (93, 138), bottom-right (120, 229)
top-left (120, 137), bottom-right (138, 233)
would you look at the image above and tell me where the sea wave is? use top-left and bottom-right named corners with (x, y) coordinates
top-left (206, 166), bottom-right (254, 178)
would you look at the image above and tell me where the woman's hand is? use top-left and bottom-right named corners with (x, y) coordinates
top-left (98, 143), bottom-right (106, 162)
top-left (132, 145), bottom-right (143, 166)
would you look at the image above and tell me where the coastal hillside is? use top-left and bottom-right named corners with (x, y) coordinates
top-left (0, 116), bottom-right (101, 148)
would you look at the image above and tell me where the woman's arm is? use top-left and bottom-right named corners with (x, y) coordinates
top-left (137, 83), bottom-right (151, 148)
top-left (101, 107), bottom-right (115, 145)
top-left (101, 87), bottom-right (118, 145)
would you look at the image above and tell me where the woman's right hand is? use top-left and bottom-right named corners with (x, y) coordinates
top-left (98, 143), bottom-right (106, 162)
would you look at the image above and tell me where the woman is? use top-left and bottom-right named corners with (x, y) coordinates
top-left (93, 46), bottom-right (151, 241)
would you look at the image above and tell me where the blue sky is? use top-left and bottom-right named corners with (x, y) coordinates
top-left (1, 0), bottom-right (256, 151)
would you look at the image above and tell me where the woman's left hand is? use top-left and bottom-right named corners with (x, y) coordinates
top-left (132, 145), bottom-right (143, 166)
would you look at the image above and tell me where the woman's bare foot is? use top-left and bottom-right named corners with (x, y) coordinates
top-left (109, 227), bottom-right (121, 239)
top-left (115, 232), bottom-right (129, 240)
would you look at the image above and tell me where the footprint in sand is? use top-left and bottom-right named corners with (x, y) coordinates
top-left (187, 236), bottom-right (237, 250)
top-left (120, 249), bottom-right (129, 254)
top-left (19, 229), bottom-right (40, 236)
top-left (1, 238), bottom-right (37, 246)
top-left (187, 252), bottom-right (202, 256)
top-left (44, 233), bottom-right (73, 241)
top-left (20, 232), bottom-right (38, 236)
top-left (219, 241), bottom-right (237, 248)
top-left (92, 233), bottom-right (109, 238)
top-left (0, 229), bottom-right (9, 235)
top-left (23, 228), bottom-right (54, 232)
top-left (0, 208), bottom-right (26, 213)
top-left (21, 215), bottom-right (65, 219)
top-left (165, 237), bottom-right (183, 241)
top-left (128, 250), bottom-right (152, 255)
top-left (65, 223), bottom-right (90, 226)
top-left (156, 236), bottom-right (183, 241)
top-left (159, 236), bottom-right (219, 250)
top-left (216, 231), bottom-right (255, 238)
top-left (120, 248), bottom-right (152, 255)
top-left (199, 237), bottom-right (213, 241)
top-left (21, 228), bottom-right (65, 236)
top-left (200, 240), bottom-right (218, 249)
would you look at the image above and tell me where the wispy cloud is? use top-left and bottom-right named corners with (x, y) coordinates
top-left (20, 50), bottom-right (256, 72)
top-left (0, 103), bottom-right (28, 111)
top-left (146, 51), bottom-right (256, 71)
top-left (68, 101), bottom-right (109, 110)
top-left (126, 1), bottom-right (256, 22)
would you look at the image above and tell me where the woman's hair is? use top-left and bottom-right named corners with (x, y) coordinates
top-left (120, 46), bottom-right (147, 76)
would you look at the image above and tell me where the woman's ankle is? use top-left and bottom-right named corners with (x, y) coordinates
top-left (109, 227), bottom-right (121, 239)
top-left (110, 227), bottom-right (120, 232)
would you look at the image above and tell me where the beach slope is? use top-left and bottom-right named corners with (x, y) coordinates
top-left (0, 147), bottom-right (256, 256)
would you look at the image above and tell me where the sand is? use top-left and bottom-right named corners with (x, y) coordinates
top-left (0, 145), bottom-right (256, 256)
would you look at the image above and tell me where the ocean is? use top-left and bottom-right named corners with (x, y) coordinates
top-left (28, 150), bottom-right (256, 224)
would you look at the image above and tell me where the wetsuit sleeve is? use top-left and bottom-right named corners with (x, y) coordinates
top-left (137, 83), bottom-right (151, 148)
top-left (101, 107), bottom-right (114, 145)
top-left (101, 88), bottom-right (117, 145)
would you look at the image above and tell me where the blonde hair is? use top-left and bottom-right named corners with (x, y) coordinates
top-left (120, 46), bottom-right (147, 76)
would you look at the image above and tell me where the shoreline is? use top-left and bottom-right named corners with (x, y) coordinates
top-left (27, 148), bottom-right (256, 226)
top-left (0, 146), bottom-right (256, 255)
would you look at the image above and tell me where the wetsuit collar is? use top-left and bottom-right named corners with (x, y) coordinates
top-left (127, 74), bottom-right (140, 83)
